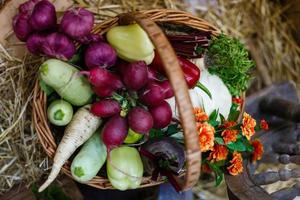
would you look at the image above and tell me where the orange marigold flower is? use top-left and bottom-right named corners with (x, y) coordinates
top-left (208, 144), bottom-right (229, 162)
top-left (227, 152), bottom-right (243, 176)
top-left (260, 119), bottom-right (269, 131)
top-left (251, 139), bottom-right (264, 162)
top-left (197, 122), bottom-right (215, 152)
top-left (194, 107), bottom-right (209, 122)
top-left (241, 112), bottom-right (256, 140)
top-left (221, 121), bottom-right (239, 144)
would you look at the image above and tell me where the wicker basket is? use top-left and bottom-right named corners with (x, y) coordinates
top-left (33, 9), bottom-right (221, 190)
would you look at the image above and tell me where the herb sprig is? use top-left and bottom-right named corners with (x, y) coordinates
top-left (206, 34), bottom-right (254, 96)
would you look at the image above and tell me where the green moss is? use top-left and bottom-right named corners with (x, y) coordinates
top-left (206, 34), bottom-right (255, 96)
top-left (74, 167), bottom-right (85, 177)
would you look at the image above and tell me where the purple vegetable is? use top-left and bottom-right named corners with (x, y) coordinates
top-left (81, 67), bottom-right (123, 90)
top-left (84, 42), bottom-right (117, 69)
top-left (93, 86), bottom-right (114, 98)
top-left (121, 61), bottom-right (148, 91)
top-left (91, 99), bottom-right (121, 117)
top-left (42, 32), bottom-right (76, 60)
top-left (76, 33), bottom-right (103, 44)
top-left (60, 8), bottom-right (94, 39)
top-left (26, 33), bottom-right (45, 54)
top-left (19, 0), bottom-right (40, 14)
top-left (29, 0), bottom-right (57, 31)
top-left (142, 137), bottom-right (185, 174)
top-left (12, 13), bottom-right (32, 41)
top-left (147, 68), bottom-right (160, 81)
top-left (158, 80), bottom-right (174, 99)
top-left (102, 115), bottom-right (128, 151)
top-left (149, 100), bottom-right (172, 128)
top-left (139, 82), bottom-right (165, 106)
top-left (128, 107), bottom-right (153, 134)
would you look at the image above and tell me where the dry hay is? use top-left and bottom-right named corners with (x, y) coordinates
top-left (1, 0), bottom-right (300, 196)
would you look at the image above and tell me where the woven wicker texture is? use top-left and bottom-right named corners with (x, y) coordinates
top-left (33, 9), bottom-right (220, 190)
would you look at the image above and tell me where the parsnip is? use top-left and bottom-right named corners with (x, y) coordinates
top-left (38, 105), bottom-right (102, 192)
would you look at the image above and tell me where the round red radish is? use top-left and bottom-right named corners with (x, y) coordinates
top-left (91, 100), bottom-right (121, 117)
top-left (93, 86), bottom-right (114, 97)
top-left (102, 115), bottom-right (128, 150)
top-left (157, 80), bottom-right (174, 99)
top-left (139, 82), bottom-right (164, 107)
top-left (128, 107), bottom-right (153, 134)
top-left (150, 101), bottom-right (172, 128)
top-left (121, 61), bottom-right (148, 91)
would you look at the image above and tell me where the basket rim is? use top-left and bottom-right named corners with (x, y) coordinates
top-left (32, 8), bottom-right (243, 190)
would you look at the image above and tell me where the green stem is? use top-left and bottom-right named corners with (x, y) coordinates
top-left (195, 82), bottom-right (212, 99)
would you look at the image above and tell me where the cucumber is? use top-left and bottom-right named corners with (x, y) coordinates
top-left (71, 132), bottom-right (107, 183)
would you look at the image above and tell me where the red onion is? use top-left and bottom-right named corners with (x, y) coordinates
top-left (29, 0), bottom-right (57, 31)
top-left (42, 32), bottom-right (76, 60)
top-left (76, 33), bottom-right (103, 45)
top-left (26, 33), bottom-right (45, 54)
top-left (60, 8), bottom-right (94, 39)
top-left (19, 0), bottom-right (40, 14)
top-left (12, 13), bottom-right (32, 41)
top-left (84, 42), bottom-right (117, 68)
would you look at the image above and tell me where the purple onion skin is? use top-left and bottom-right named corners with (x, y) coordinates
top-left (61, 8), bottom-right (94, 39)
top-left (42, 32), bottom-right (76, 60)
top-left (84, 42), bottom-right (117, 69)
top-left (26, 33), bottom-right (45, 54)
top-left (13, 13), bottom-right (32, 41)
top-left (76, 33), bottom-right (103, 45)
top-left (29, 0), bottom-right (57, 31)
top-left (19, 0), bottom-right (40, 14)
top-left (91, 99), bottom-right (121, 118)
top-left (150, 100), bottom-right (172, 129)
top-left (121, 61), bottom-right (149, 91)
top-left (139, 82), bottom-right (165, 107)
top-left (158, 80), bottom-right (174, 99)
top-left (128, 107), bottom-right (153, 134)
top-left (102, 115), bottom-right (128, 150)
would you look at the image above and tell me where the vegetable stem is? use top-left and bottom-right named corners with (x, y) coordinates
top-left (195, 82), bottom-right (212, 99)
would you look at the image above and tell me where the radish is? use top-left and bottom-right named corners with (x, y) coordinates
top-left (101, 115), bottom-right (128, 151)
top-left (81, 68), bottom-right (124, 90)
top-left (150, 101), bottom-right (172, 128)
top-left (91, 99), bottom-right (121, 117)
top-left (38, 105), bottom-right (102, 192)
top-left (121, 61), bottom-right (148, 91)
top-left (128, 107), bottom-right (153, 134)
top-left (139, 82), bottom-right (164, 106)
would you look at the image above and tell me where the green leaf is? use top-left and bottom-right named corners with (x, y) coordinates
top-left (207, 162), bottom-right (224, 186)
top-left (226, 140), bottom-right (246, 152)
top-left (166, 124), bottom-right (181, 136)
top-left (209, 109), bottom-right (219, 121)
top-left (219, 114), bottom-right (225, 123)
top-left (149, 128), bottom-right (164, 139)
top-left (39, 79), bottom-right (54, 96)
top-left (196, 82), bottom-right (212, 99)
top-left (215, 137), bottom-right (224, 145)
top-left (209, 120), bottom-right (220, 127)
top-left (228, 103), bottom-right (240, 121)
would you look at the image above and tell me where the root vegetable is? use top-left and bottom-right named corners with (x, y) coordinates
top-left (91, 99), bottom-right (121, 117)
top-left (38, 105), bottom-right (102, 192)
top-left (150, 101), bottom-right (172, 129)
top-left (39, 59), bottom-right (93, 106)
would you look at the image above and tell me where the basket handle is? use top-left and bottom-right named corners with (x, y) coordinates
top-left (118, 12), bottom-right (201, 190)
